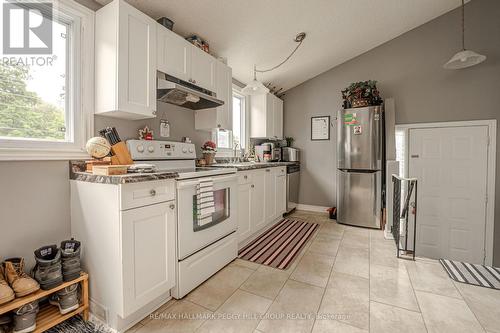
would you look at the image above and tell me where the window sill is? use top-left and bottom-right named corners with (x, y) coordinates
top-left (0, 147), bottom-right (90, 161)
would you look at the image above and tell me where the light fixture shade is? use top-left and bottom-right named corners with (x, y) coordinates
top-left (241, 79), bottom-right (270, 95)
top-left (443, 49), bottom-right (486, 69)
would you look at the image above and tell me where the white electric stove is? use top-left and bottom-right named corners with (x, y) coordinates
top-left (127, 140), bottom-right (239, 298)
top-left (127, 139), bottom-right (236, 179)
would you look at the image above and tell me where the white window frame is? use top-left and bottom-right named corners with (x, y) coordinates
top-left (0, 0), bottom-right (94, 161)
top-left (214, 84), bottom-right (250, 157)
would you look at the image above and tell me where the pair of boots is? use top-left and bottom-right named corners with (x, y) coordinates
top-left (0, 301), bottom-right (39, 333)
top-left (0, 258), bottom-right (39, 305)
top-left (33, 239), bottom-right (81, 290)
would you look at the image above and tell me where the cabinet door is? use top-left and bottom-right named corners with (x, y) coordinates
top-left (120, 202), bottom-right (176, 317)
top-left (264, 168), bottom-right (277, 224)
top-left (250, 170), bottom-right (266, 231)
top-left (216, 62), bottom-right (233, 130)
top-left (265, 94), bottom-right (275, 138)
top-left (191, 47), bottom-right (217, 92)
top-left (156, 25), bottom-right (191, 82)
top-left (273, 97), bottom-right (283, 139)
top-left (117, 2), bottom-right (157, 117)
top-left (237, 183), bottom-right (252, 243)
top-left (275, 170), bottom-right (287, 218)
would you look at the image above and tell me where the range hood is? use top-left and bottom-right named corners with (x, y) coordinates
top-left (157, 72), bottom-right (224, 110)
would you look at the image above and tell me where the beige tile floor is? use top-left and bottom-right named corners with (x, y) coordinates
top-left (128, 210), bottom-right (500, 333)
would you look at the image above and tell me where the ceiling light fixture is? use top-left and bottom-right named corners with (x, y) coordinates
top-left (443, 0), bottom-right (486, 70)
top-left (242, 32), bottom-right (307, 95)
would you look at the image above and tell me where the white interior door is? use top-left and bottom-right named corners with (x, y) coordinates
top-left (408, 126), bottom-right (489, 264)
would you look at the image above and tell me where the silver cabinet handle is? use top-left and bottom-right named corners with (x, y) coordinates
top-left (266, 169), bottom-right (270, 172)
top-left (251, 184), bottom-right (255, 188)
top-left (169, 204), bottom-right (175, 209)
top-left (150, 189), bottom-right (156, 196)
top-left (244, 175), bottom-right (248, 179)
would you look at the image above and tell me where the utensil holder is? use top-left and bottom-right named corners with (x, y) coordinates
top-left (111, 142), bottom-right (133, 165)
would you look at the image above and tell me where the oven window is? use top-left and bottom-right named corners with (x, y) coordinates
top-left (193, 188), bottom-right (230, 231)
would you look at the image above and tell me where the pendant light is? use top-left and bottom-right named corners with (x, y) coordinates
top-left (443, 0), bottom-right (486, 69)
top-left (241, 65), bottom-right (270, 95)
top-left (242, 32), bottom-right (306, 95)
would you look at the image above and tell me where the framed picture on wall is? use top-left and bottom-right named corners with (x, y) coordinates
top-left (311, 116), bottom-right (330, 140)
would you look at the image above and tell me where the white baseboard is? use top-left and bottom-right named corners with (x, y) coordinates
top-left (296, 204), bottom-right (329, 213)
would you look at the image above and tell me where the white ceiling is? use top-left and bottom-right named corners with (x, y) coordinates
top-left (97, 0), bottom-right (464, 92)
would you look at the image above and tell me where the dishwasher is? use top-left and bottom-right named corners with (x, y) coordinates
top-left (286, 164), bottom-right (300, 213)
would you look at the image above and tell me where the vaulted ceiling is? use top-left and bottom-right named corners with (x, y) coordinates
top-left (97, 0), bottom-right (465, 92)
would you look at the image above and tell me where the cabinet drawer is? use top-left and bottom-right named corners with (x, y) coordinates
top-left (238, 172), bottom-right (252, 185)
top-left (120, 180), bottom-right (175, 210)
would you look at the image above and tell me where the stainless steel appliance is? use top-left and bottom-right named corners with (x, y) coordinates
top-left (337, 106), bottom-right (384, 229)
top-left (282, 147), bottom-right (299, 162)
top-left (272, 148), bottom-right (281, 161)
top-left (286, 164), bottom-right (300, 213)
top-left (127, 140), bottom-right (238, 298)
top-left (157, 72), bottom-right (224, 110)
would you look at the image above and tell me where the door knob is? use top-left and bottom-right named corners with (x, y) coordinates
top-left (169, 204), bottom-right (175, 209)
top-left (150, 189), bottom-right (156, 196)
top-left (251, 185), bottom-right (254, 188)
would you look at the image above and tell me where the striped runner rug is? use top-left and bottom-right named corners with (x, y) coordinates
top-left (439, 259), bottom-right (500, 290)
top-left (238, 219), bottom-right (319, 270)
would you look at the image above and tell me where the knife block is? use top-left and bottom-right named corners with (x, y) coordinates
top-left (111, 142), bottom-right (133, 165)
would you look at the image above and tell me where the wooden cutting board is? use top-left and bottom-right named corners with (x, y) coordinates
top-left (92, 165), bottom-right (129, 176)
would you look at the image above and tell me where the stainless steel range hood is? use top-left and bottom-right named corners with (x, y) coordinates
top-left (157, 72), bottom-right (224, 110)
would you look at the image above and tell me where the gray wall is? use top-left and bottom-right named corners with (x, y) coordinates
top-left (0, 103), bottom-right (209, 269)
top-left (283, 0), bottom-right (500, 265)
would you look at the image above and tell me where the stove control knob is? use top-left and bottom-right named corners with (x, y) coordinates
top-left (188, 147), bottom-right (194, 153)
top-left (148, 145), bottom-right (155, 153)
top-left (182, 147), bottom-right (188, 153)
top-left (137, 145), bottom-right (144, 153)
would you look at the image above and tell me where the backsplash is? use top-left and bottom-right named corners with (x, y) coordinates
top-left (94, 103), bottom-right (211, 157)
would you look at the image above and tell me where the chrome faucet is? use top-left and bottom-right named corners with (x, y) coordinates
top-left (231, 143), bottom-right (240, 163)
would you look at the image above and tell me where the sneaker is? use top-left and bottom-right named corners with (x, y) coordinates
top-left (0, 313), bottom-right (11, 332)
top-left (2, 258), bottom-right (39, 297)
top-left (0, 266), bottom-right (15, 305)
top-left (13, 301), bottom-right (38, 333)
top-left (33, 245), bottom-right (63, 290)
top-left (60, 239), bottom-right (81, 282)
top-left (49, 284), bottom-right (79, 315)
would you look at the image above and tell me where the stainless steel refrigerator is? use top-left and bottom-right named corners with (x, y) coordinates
top-left (337, 106), bottom-right (383, 229)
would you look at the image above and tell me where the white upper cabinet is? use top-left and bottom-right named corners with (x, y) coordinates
top-left (157, 26), bottom-right (191, 82)
top-left (190, 47), bottom-right (217, 92)
top-left (273, 97), bottom-right (284, 139)
top-left (157, 24), bottom-right (217, 93)
top-left (250, 93), bottom-right (283, 139)
top-left (195, 60), bottom-right (233, 131)
top-left (95, 0), bottom-right (157, 120)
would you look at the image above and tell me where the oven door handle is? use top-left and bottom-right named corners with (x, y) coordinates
top-left (176, 174), bottom-right (238, 189)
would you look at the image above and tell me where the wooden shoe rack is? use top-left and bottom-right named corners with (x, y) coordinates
top-left (0, 272), bottom-right (89, 332)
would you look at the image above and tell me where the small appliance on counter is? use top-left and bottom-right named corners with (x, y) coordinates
top-left (282, 147), bottom-right (299, 162)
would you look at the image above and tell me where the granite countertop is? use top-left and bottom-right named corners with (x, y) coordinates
top-left (69, 161), bottom-right (178, 185)
top-left (208, 161), bottom-right (299, 171)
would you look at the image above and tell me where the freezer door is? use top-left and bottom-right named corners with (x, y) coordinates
top-left (337, 170), bottom-right (381, 228)
top-left (337, 106), bottom-right (383, 170)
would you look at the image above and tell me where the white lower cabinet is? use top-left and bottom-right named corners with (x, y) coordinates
top-left (264, 169), bottom-right (277, 223)
top-left (70, 179), bottom-right (177, 332)
top-left (237, 167), bottom-right (287, 245)
top-left (275, 170), bottom-right (287, 219)
top-left (237, 183), bottom-right (252, 241)
top-left (121, 202), bottom-right (176, 317)
top-left (251, 170), bottom-right (266, 231)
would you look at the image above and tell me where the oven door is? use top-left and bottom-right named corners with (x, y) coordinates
top-left (176, 174), bottom-right (238, 260)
